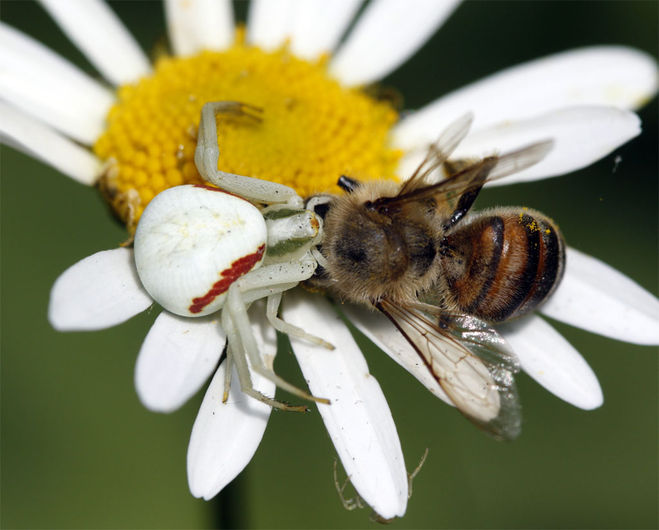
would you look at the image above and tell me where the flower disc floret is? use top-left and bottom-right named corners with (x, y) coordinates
top-left (95, 38), bottom-right (402, 232)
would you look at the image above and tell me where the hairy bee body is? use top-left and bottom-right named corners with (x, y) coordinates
top-left (311, 183), bottom-right (565, 325)
top-left (303, 114), bottom-right (563, 438)
top-left (318, 180), bottom-right (440, 305)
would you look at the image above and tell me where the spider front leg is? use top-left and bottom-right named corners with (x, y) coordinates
top-left (195, 101), bottom-right (303, 207)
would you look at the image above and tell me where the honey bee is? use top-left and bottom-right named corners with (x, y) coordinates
top-left (305, 114), bottom-right (565, 440)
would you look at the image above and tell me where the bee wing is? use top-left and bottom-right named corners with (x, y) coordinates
top-left (377, 299), bottom-right (522, 440)
top-left (373, 156), bottom-right (496, 226)
top-left (486, 139), bottom-right (554, 181)
top-left (399, 112), bottom-right (474, 195)
top-left (440, 140), bottom-right (553, 228)
top-left (403, 140), bottom-right (554, 203)
top-left (375, 140), bottom-right (553, 228)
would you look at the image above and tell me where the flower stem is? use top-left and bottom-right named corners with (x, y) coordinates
top-left (214, 475), bottom-right (248, 529)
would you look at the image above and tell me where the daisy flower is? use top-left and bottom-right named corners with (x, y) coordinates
top-left (1, 0), bottom-right (657, 525)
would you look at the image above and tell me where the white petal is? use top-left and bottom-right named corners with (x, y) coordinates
top-left (329, 0), bottom-right (460, 86)
top-left (135, 312), bottom-right (226, 413)
top-left (48, 248), bottom-right (152, 331)
top-left (499, 315), bottom-right (603, 410)
top-left (393, 46), bottom-right (658, 149)
top-left (38, 0), bottom-right (151, 85)
top-left (541, 248), bottom-right (659, 345)
top-left (0, 101), bottom-right (102, 185)
top-left (397, 106), bottom-right (640, 184)
top-left (283, 291), bottom-right (407, 520)
top-left (288, 0), bottom-right (362, 60)
top-left (246, 0), bottom-right (296, 51)
top-left (187, 309), bottom-right (275, 500)
top-left (342, 304), bottom-right (453, 406)
top-left (248, 0), bottom-right (363, 58)
top-left (0, 23), bottom-right (114, 144)
top-left (164, 0), bottom-right (234, 56)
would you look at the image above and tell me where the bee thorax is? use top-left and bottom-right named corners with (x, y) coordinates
top-left (319, 193), bottom-right (439, 304)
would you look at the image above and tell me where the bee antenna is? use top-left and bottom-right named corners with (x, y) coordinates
top-left (337, 175), bottom-right (361, 193)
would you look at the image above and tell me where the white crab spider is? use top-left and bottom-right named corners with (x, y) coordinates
top-left (134, 102), bottom-right (331, 411)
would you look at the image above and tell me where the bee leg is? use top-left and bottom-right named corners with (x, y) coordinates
top-left (226, 284), bottom-right (331, 407)
top-left (195, 101), bottom-right (303, 207)
top-left (407, 448), bottom-right (429, 499)
top-left (266, 292), bottom-right (335, 350)
top-left (221, 306), bottom-right (307, 412)
top-left (333, 459), bottom-right (365, 511)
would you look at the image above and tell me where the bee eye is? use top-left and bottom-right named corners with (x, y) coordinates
top-left (364, 199), bottom-right (388, 215)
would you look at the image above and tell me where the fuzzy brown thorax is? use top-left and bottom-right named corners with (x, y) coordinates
top-left (316, 180), bottom-right (442, 305)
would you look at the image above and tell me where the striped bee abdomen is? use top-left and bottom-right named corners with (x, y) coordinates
top-left (441, 207), bottom-right (565, 323)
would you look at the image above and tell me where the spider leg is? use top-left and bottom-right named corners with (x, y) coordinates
top-left (233, 257), bottom-right (317, 295)
top-left (226, 284), bottom-right (330, 406)
top-left (241, 283), bottom-right (298, 305)
top-left (266, 292), bottom-right (335, 350)
top-left (221, 307), bottom-right (307, 412)
top-left (237, 257), bottom-right (332, 348)
top-left (222, 339), bottom-right (232, 403)
top-left (195, 101), bottom-right (303, 207)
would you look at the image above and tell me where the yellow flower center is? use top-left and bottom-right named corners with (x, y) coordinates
top-left (94, 35), bottom-right (402, 233)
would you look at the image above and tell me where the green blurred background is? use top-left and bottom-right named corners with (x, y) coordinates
top-left (1, 1), bottom-right (657, 528)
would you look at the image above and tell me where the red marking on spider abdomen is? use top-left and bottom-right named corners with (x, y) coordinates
top-left (188, 244), bottom-right (266, 314)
